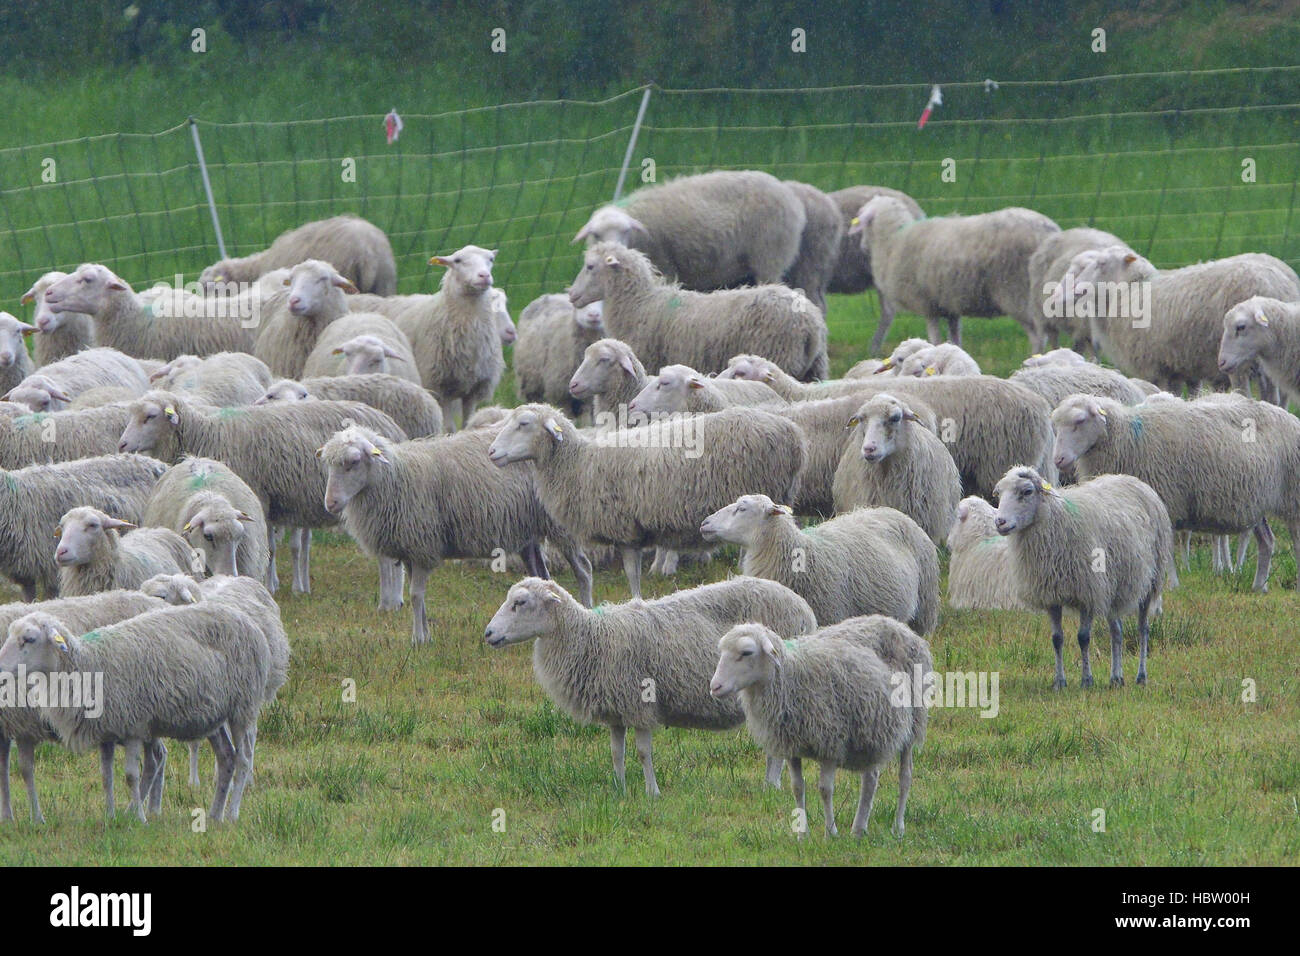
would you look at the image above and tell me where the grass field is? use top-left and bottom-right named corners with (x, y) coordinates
top-left (1, 302), bottom-right (1297, 866)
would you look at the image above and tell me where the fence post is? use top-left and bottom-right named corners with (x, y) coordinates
top-left (613, 87), bottom-right (653, 201)
top-left (188, 117), bottom-right (227, 260)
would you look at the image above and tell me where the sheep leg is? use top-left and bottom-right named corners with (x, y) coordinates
top-left (621, 548), bottom-right (643, 599)
top-left (292, 528), bottom-right (312, 594)
top-left (650, 548), bottom-right (679, 576)
top-left (144, 740), bottom-right (167, 815)
top-left (633, 727), bottom-right (660, 797)
top-left (818, 762), bottom-right (838, 837)
top-left (1236, 530), bottom-right (1252, 572)
top-left (14, 739), bottom-right (43, 824)
top-left (789, 757), bottom-right (807, 840)
top-left (437, 396), bottom-right (459, 433)
top-left (100, 742), bottom-right (116, 817)
top-left (923, 314), bottom-right (945, 345)
top-left (1108, 617), bottom-right (1125, 687)
top-left (869, 295), bottom-right (895, 355)
top-left (559, 543), bottom-right (594, 608)
top-left (409, 564), bottom-right (432, 645)
top-left (0, 736), bottom-right (10, 821)
top-left (1251, 521), bottom-right (1274, 593)
top-left (946, 315), bottom-right (962, 347)
top-left (123, 739), bottom-right (147, 823)
top-left (224, 721), bottom-right (255, 821)
top-left (266, 526), bottom-right (281, 594)
top-left (1134, 598), bottom-right (1153, 685)
top-left (892, 745), bottom-right (913, 837)
top-left (208, 727), bottom-right (236, 822)
top-left (1291, 521), bottom-right (1300, 591)
top-left (764, 755), bottom-right (784, 789)
top-left (1178, 531), bottom-right (1191, 571)
top-left (188, 740), bottom-right (201, 787)
top-left (1047, 605), bottom-right (1067, 691)
top-left (377, 557), bottom-right (404, 611)
top-left (851, 765), bottom-right (880, 838)
top-left (1077, 609), bottom-right (1094, 688)
top-left (609, 725), bottom-right (627, 792)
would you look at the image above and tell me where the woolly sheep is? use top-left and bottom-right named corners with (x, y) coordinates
top-left (710, 616), bottom-right (932, 838)
top-left (0, 604), bottom-right (269, 822)
top-left (1009, 362), bottom-right (1149, 410)
top-left (945, 496), bottom-right (1027, 610)
top-left (513, 293), bottom-right (607, 416)
top-left (850, 337), bottom-right (932, 378)
top-left (255, 375), bottom-right (443, 438)
top-left (1051, 393), bottom-right (1300, 591)
top-left (849, 196), bottom-right (1060, 352)
top-left (827, 186), bottom-right (924, 295)
top-left (488, 404), bottom-right (807, 598)
top-left (0, 312), bottom-right (36, 397)
top-left (319, 426), bottom-right (593, 645)
top-left (149, 351), bottom-right (273, 407)
top-left (993, 466), bottom-right (1172, 688)
top-left (566, 338), bottom-right (650, 422)
top-left (568, 242), bottom-right (828, 381)
top-left (717, 354), bottom-right (879, 401)
top-left (1022, 347), bottom-right (1089, 368)
top-left (1027, 227), bottom-right (1127, 354)
top-left (20, 272), bottom-right (95, 365)
top-left (832, 392), bottom-right (962, 544)
top-left (701, 495), bottom-right (939, 632)
top-left (489, 288), bottom-right (516, 344)
top-left (895, 343), bottom-right (982, 378)
top-left (0, 404), bottom-right (133, 469)
top-left (54, 506), bottom-right (195, 597)
top-left (574, 170), bottom-right (806, 290)
top-left (200, 214), bottom-right (396, 296)
top-left (781, 180), bottom-right (844, 313)
top-left (253, 259), bottom-right (360, 380)
top-left (300, 314), bottom-right (420, 385)
top-left (41, 264), bottom-right (254, 360)
top-left (67, 387), bottom-right (137, 410)
top-left (4, 347), bottom-right (151, 412)
top-left (628, 363), bottom-right (787, 416)
top-left (483, 576), bottom-right (817, 794)
top-left (842, 358), bottom-right (886, 378)
top-left (1219, 296), bottom-right (1300, 405)
top-left (0, 454), bottom-right (165, 600)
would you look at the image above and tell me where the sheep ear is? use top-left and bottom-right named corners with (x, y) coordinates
top-left (541, 582), bottom-right (564, 605)
top-left (163, 405), bottom-right (179, 425)
top-left (103, 517), bottom-right (137, 532)
top-left (603, 254), bottom-right (620, 267)
top-left (429, 256), bottom-right (452, 268)
top-left (51, 632), bottom-right (69, 653)
top-left (382, 345), bottom-right (403, 359)
top-left (182, 521), bottom-right (194, 533)
top-left (618, 353), bottom-right (636, 377)
top-left (47, 386), bottom-right (72, 403)
top-left (688, 377), bottom-right (706, 390)
top-left (20, 288), bottom-right (36, 305)
top-left (845, 415), bottom-right (860, 430)
top-left (18, 321), bottom-right (37, 337)
top-left (148, 367), bottom-right (169, 382)
top-left (315, 446), bottom-right (325, 459)
top-left (1122, 253), bottom-right (1138, 264)
top-left (873, 361), bottom-right (892, 374)
top-left (624, 216), bottom-right (648, 236)
top-left (332, 274), bottom-right (359, 294)
top-left (761, 369), bottom-right (775, 384)
top-left (1255, 310), bottom-right (1269, 327)
top-left (236, 511), bottom-right (254, 522)
top-left (957, 501), bottom-right (970, 520)
top-left (106, 277), bottom-right (129, 292)
top-left (53, 526), bottom-right (62, 539)
top-left (543, 418), bottom-right (564, 442)
top-left (901, 408), bottom-right (921, 422)
top-left (330, 347), bottom-right (345, 355)
top-left (370, 446), bottom-right (391, 464)
top-left (572, 224), bottom-right (591, 244)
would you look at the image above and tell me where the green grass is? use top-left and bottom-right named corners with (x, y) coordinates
top-left (2, 306), bottom-right (1298, 866)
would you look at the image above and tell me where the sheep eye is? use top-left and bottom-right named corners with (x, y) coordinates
top-left (890, 413), bottom-right (902, 423)
top-left (740, 649), bottom-right (753, 658)
top-left (512, 599), bottom-right (523, 610)
top-left (204, 532), bottom-right (215, 542)
top-left (145, 412), bottom-right (156, 421)
top-left (586, 264), bottom-right (593, 271)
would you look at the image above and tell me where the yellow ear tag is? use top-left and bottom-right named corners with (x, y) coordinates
top-left (850, 217), bottom-right (860, 226)
top-left (164, 406), bottom-right (176, 417)
top-left (924, 366), bottom-right (937, 376)
top-left (371, 447), bottom-right (383, 456)
top-left (182, 522), bottom-right (193, 532)
top-left (52, 633), bottom-right (67, 650)
top-left (1256, 311), bottom-right (1269, 327)
top-left (880, 359), bottom-right (893, 370)
top-left (1097, 407), bottom-right (1108, 418)
top-left (1040, 481), bottom-right (1053, 491)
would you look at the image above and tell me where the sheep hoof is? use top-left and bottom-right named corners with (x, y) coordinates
top-left (1081, 676), bottom-right (1094, 689)
top-left (1136, 673), bottom-right (1147, 686)
top-left (892, 823), bottom-right (905, 838)
top-left (1110, 676), bottom-right (1125, 688)
top-left (1051, 678), bottom-right (1068, 691)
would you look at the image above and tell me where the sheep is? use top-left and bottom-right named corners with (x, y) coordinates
top-left (3, 347), bottom-right (151, 412)
top-left (782, 180), bottom-right (844, 313)
top-left (41, 264), bottom-right (254, 360)
top-left (568, 242), bottom-right (828, 381)
top-left (513, 293), bottom-right (607, 416)
top-left (574, 170), bottom-right (806, 290)
top-left (946, 496), bottom-right (1027, 610)
top-left (701, 494), bottom-right (939, 633)
top-left (149, 351), bottom-right (272, 408)
top-left (0, 454), bottom-right (165, 600)
top-left (843, 358), bottom-right (886, 378)
top-left (142, 456), bottom-right (269, 584)
top-left (487, 404), bottom-right (807, 598)
top-left (1063, 246), bottom-right (1300, 392)
top-left (200, 267), bottom-right (293, 344)
top-left (1009, 362), bottom-right (1149, 410)
top-left (463, 405), bottom-right (512, 430)
top-left (20, 272), bottom-right (95, 365)
top-left (566, 338), bottom-right (650, 422)
top-left (895, 343), bottom-right (982, 378)
top-left (489, 288), bottom-right (516, 344)
top-left (253, 259), bottom-right (360, 380)
top-left (710, 616), bottom-right (932, 838)
top-left (1022, 347), bottom-right (1089, 368)
top-left (0, 589), bottom-right (165, 822)
top-left (849, 337), bottom-right (932, 378)
top-left (483, 575), bottom-right (817, 795)
top-left (993, 466), bottom-right (1172, 688)
top-left (1051, 392), bottom-right (1300, 591)
top-left (299, 314), bottom-right (420, 386)
top-left (849, 196), bottom-right (1061, 352)
top-left (0, 312), bottom-right (36, 396)
top-left (255, 375), bottom-right (443, 438)
top-left (717, 354), bottom-right (881, 400)
top-left (1219, 296), bottom-right (1300, 405)
top-left (118, 390), bottom-right (407, 598)
top-left (827, 186), bottom-right (925, 296)
top-left (628, 363), bottom-right (787, 416)
top-left (54, 506), bottom-right (195, 597)
top-left (832, 392), bottom-right (962, 544)
top-left (319, 425), bottom-right (593, 645)
top-left (200, 214), bottom-right (396, 296)
top-left (1027, 227), bottom-right (1127, 354)
top-left (67, 387), bottom-right (138, 410)
top-left (0, 403), bottom-right (139, 470)
top-left (0, 604), bottom-right (269, 822)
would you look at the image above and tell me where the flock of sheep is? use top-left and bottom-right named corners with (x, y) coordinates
top-left (0, 166), bottom-right (1297, 840)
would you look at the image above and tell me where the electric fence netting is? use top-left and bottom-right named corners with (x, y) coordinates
top-left (2, 67), bottom-right (1299, 307)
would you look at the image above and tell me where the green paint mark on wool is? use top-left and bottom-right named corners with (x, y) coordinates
top-left (782, 639), bottom-right (798, 653)
top-left (81, 629), bottom-right (102, 643)
top-left (593, 604), bottom-right (609, 616)
top-left (612, 193), bottom-right (634, 209)
top-left (187, 471), bottom-right (215, 491)
top-left (13, 413), bottom-right (46, 430)
top-left (217, 406), bottom-right (247, 420)
top-left (977, 536), bottom-right (1003, 548)
top-left (2, 473), bottom-right (16, 494)
top-left (665, 295), bottom-right (683, 311)
top-left (1063, 497), bottom-right (1081, 518)
top-left (1130, 417), bottom-right (1144, 441)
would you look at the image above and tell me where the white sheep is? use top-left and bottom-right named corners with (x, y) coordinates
top-left (566, 337), bottom-right (651, 421)
top-left (895, 343), bottom-right (982, 378)
top-left (1027, 226), bottom-right (1127, 354)
top-left (1021, 348), bottom-right (1089, 368)
top-left (20, 271), bottom-right (95, 365)
top-left (0, 312), bottom-right (36, 397)
top-left (827, 185), bottom-right (924, 295)
top-left (945, 496), bottom-right (1027, 610)
top-left (3, 347), bottom-right (151, 412)
top-left (55, 506), bottom-right (196, 597)
top-left (781, 180), bottom-right (844, 313)
top-left (253, 259), bottom-right (360, 380)
top-left (301, 314), bottom-right (420, 384)
top-left (628, 363), bottom-right (787, 416)
top-left (488, 287), bottom-right (516, 344)
top-left (1218, 296), bottom-right (1300, 405)
top-left (513, 293), bottom-right (607, 416)
top-left (149, 351), bottom-right (272, 407)
top-left (255, 374), bottom-right (443, 438)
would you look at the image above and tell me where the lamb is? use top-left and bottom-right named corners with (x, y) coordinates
top-left (781, 180), bottom-right (844, 313)
top-left (832, 392), bottom-right (962, 544)
top-left (993, 466), bottom-right (1172, 688)
top-left (0, 589), bottom-right (165, 822)
top-left (253, 259), bottom-right (360, 380)
top-left (255, 375), bottom-right (443, 438)
top-left (513, 293), bottom-right (607, 415)
top-left (300, 314), bottom-right (420, 384)
top-left (0, 404), bottom-right (135, 469)
top-left (20, 272), bottom-right (95, 365)
top-left (0, 454), bottom-right (166, 600)
top-left (566, 338), bottom-right (650, 422)
top-left (200, 214), bottom-right (397, 296)
top-left (1027, 227), bottom-right (1127, 353)
top-left (1063, 246), bottom-right (1300, 392)
top-left (0, 312), bottom-right (36, 396)
top-left (628, 363), bottom-right (787, 416)
top-left (41, 264), bottom-right (254, 360)
top-left (0, 604), bottom-right (269, 822)
top-left (568, 242), bottom-right (828, 381)
top-left (850, 337), bottom-right (932, 378)
top-left (574, 170), bottom-right (806, 290)
top-left (1051, 392), bottom-right (1300, 591)
top-left (849, 196), bottom-right (1061, 351)
top-left (895, 343), bottom-right (982, 378)
top-left (1218, 296), bottom-right (1300, 405)
top-left (1009, 362), bottom-right (1149, 409)
top-left (483, 575), bottom-right (817, 795)
top-left (149, 351), bottom-right (272, 408)
top-left (142, 456), bottom-right (268, 583)
top-left (701, 495), bottom-right (939, 633)
top-left (488, 404), bottom-right (807, 598)
top-left (945, 496), bottom-right (1027, 610)
top-left (710, 616), bottom-right (932, 838)
top-left (54, 506), bottom-right (195, 597)
top-left (3, 347), bottom-right (151, 412)
top-left (319, 426), bottom-right (593, 644)
top-left (827, 186), bottom-right (925, 295)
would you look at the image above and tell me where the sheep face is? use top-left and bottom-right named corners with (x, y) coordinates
top-left (335, 334), bottom-right (399, 376)
top-left (710, 624), bottom-right (781, 698)
top-left (1218, 298), bottom-right (1273, 375)
top-left (256, 380), bottom-right (311, 405)
top-left (287, 260), bottom-right (357, 317)
top-left (897, 348), bottom-right (940, 378)
top-left (490, 289), bottom-right (516, 343)
top-left (6, 379), bottom-right (70, 413)
top-left (487, 405), bottom-right (566, 466)
top-left (319, 431), bottom-right (389, 515)
top-left (700, 494), bottom-right (782, 545)
top-left (852, 393), bottom-right (917, 463)
top-left (0, 612), bottom-right (71, 674)
top-left (54, 507), bottom-right (134, 567)
top-left (185, 503), bottom-right (250, 576)
top-left (574, 300), bottom-right (605, 333)
top-left (629, 364), bottom-right (700, 415)
top-left (22, 272), bottom-right (71, 332)
top-left (717, 354), bottom-right (775, 383)
top-left (140, 573), bottom-right (203, 605)
top-left (993, 467), bottom-right (1051, 536)
top-left (567, 246), bottom-right (623, 308)
top-left (483, 580), bottom-right (562, 647)
top-left (1066, 245), bottom-right (1148, 310)
top-left (0, 312), bottom-right (35, 368)
top-left (573, 206), bottom-right (647, 247)
top-left (42, 263), bottom-right (129, 316)
top-left (431, 245), bottom-right (496, 294)
top-left (1050, 396), bottom-right (1109, 470)
top-left (569, 341), bottom-right (636, 399)
top-left (119, 392), bottom-right (181, 453)
top-left (879, 337), bottom-right (931, 373)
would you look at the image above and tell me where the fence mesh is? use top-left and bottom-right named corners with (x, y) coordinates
top-left (2, 68), bottom-right (1298, 308)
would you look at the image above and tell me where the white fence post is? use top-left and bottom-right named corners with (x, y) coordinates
top-left (188, 117), bottom-right (227, 261)
top-left (613, 87), bottom-right (653, 201)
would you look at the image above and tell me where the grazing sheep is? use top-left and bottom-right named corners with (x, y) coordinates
top-left (849, 337), bottom-right (932, 378)
top-left (566, 338), bottom-right (650, 422)
top-left (849, 196), bottom-right (1060, 351)
top-left (1051, 393), bottom-right (1300, 591)
top-left (1009, 362), bottom-right (1149, 410)
top-left (514, 293), bottom-right (607, 416)
top-left (628, 363), bottom-right (787, 416)
top-left (782, 180), bottom-right (844, 312)
top-left (4, 347), bottom-right (151, 412)
top-left (701, 495), bottom-right (939, 633)
top-left (1219, 296), bottom-right (1300, 405)
top-left (300, 314), bottom-right (420, 384)
top-left (55, 506), bottom-right (195, 597)
top-left (832, 393), bottom-right (962, 544)
top-left (319, 426), bottom-right (593, 645)
top-left (41, 264), bottom-right (253, 360)
top-left (1064, 246), bottom-right (1300, 392)
top-left (255, 375), bottom-right (443, 438)
top-left (993, 466), bottom-right (1172, 688)
top-left (1027, 227), bottom-right (1127, 353)
top-left (0, 604), bottom-right (269, 822)
top-left (0, 405), bottom-right (134, 469)
top-left (20, 272), bottom-right (95, 365)
top-left (827, 186), bottom-right (924, 295)
top-left (483, 576), bottom-right (817, 795)
top-left (946, 496), bottom-right (1027, 610)
top-left (200, 214), bottom-right (396, 296)
top-left (574, 170), bottom-right (806, 290)
top-left (0, 313), bottom-right (36, 397)
top-left (710, 617), bottom-right (932, 838)
top-left (896, 343), bottom-right (982, 378)
top-left (0, 454), bottom-right (165, 600)
top-left (568, 242), bottom-right (828, 381)
top-left (488, 404), bottom-right (807, 598)
top-left (149, 351), bottom-right (272, 408)
top-left (254, 259), bottom-right (359, 380)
